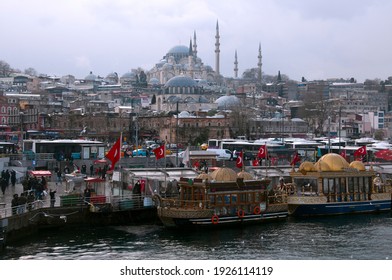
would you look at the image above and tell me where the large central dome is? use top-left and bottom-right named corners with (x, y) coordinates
top-left (167, 45), bottom-right (189, 55)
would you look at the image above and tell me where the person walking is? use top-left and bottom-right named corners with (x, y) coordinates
top-left (10, 170), bottom-right (16, 187)
top-left (49, 189), bottom-right (57, 207)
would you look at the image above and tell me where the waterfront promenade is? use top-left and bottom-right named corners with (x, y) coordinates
top-left (0, 177), bottom-right (67, 218)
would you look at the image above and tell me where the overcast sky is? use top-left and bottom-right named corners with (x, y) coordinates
top-left (1, 0), bottom-right (391, 82)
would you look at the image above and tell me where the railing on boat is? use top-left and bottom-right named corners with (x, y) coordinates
top-left (0, 194), bottom-right (154, 219)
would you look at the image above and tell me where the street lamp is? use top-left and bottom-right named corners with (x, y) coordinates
top-left (19, 111), bottom-right (24, 150)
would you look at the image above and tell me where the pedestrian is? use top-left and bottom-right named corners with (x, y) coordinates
top-left (56, 169), bottom-right (62, 184)
top-left (90, 164), bottom-right (94, 176)
top-left (0, 178), bottom-right (6, 195)
top-left (17, 193), bottom-right (27, 214)
top-left (84, 187), bottom-right (91, 204)
top-left (11, 194), bottom-right (18, 215)
top-left (11, 170), bottom-right (16, 187)
top-left (49, 189), bottom-right (57, 207)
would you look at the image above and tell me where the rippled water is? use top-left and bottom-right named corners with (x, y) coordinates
top-left (2, 213), bottom-right (392, 260)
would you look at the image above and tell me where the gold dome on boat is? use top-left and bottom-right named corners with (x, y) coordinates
top-left (237, 171), bottom-right (254, 180)
top-left (316, 153), bottom-right (349, 171)
top-left (298, 161), bottom-right (315, 172)
top-left (349, 160), bottom-right (366, 171)
top-left (196, 172), bottom-right (213, 181)
top-left (210, 167), bottom-right (238, 182)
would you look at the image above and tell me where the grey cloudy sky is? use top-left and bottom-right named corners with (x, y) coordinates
top-left (1, 0), bottom-right (391, 82)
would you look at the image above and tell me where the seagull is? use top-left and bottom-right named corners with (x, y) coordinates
top-left (80, 126), bottom-right (87, 136)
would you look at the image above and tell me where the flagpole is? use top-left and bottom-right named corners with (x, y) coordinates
top-left (265, 142), bottom-right (268, 178)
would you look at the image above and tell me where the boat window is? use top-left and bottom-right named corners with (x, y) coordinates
top-left (294, 178), bottom-right (318, 195)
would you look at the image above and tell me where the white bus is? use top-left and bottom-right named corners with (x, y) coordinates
top-left (22, 139), bottom-right (107, 160)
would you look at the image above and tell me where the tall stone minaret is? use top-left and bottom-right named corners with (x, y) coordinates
top-left (257, 43), bottom-right (262, 83)
top-left (234, 50), bottom-right (238, 78)
top-left (193, 30), bottom-right (198, 58)
top-left (215, 20), bottom-right (220, 76)
top-left (188, 38), bottom-right (194, 78)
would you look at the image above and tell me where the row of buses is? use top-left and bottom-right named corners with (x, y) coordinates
top-left (206, 137), bottom-right (379, 164)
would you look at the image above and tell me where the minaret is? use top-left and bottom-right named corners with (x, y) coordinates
top-left (188, 38), bottom-right (194, 78)
top-left (215, 20), bottom-right (220, 76)
top-left (193, 30), bottom-right (198, 58)
top-left (234, 50), bottom-right (238, 78)
top-left (257, 43), bottom-right (262, 83)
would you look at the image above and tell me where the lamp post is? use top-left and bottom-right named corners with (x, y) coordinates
top-left (328, 116), bottom-right (331, 153)
top-left (19, 111), bottom-right (24, 145)
top-left (176, 101), bottom-right (179, 167)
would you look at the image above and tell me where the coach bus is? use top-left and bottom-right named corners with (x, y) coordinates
top-left (22, 139), bottom-right (106, 160)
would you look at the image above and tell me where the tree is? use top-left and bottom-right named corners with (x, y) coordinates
top-left (0, 60), bottom-right (12, 77)
top-left (242, 68), bottom-right (258, 80)
top-left (24, 67), bottom-right (38, 76)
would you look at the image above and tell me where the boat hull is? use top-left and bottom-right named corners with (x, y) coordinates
top-left (288, 197), bottom-right (391, 217)
top-left (157, 204), bottom-right (288, 228)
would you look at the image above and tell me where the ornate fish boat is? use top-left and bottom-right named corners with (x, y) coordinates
top-left (287, 153), bottom-right (392, 217)
top-left (154, 167), bottom-right (288, 228)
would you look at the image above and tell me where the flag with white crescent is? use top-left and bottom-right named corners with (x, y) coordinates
top-left (257, 145), bottom-right (267, 159)
top-left (153, 145), bottom-right (165, 160)
top-left (236, 151), bottom-right (243, 168)
top-left (105, 137), bottom-right (121, 170)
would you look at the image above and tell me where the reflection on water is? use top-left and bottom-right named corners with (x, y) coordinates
top-left (2, 213), bottom-right (392, 260)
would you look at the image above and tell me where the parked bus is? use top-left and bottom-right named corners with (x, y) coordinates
top-left (22, 139), bottom-right (106, 160)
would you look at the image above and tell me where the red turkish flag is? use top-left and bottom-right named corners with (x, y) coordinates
top-left (290, 152), bottom-right (301, 166)
top-left (236, 151), bottom-right (243, 168)
top-left (257, 145), bottom-right (267, 159)
top-left (252, 159), bottom-right (259, 166)
top-left (105, 137), bottom-right (121, 170)
top-left (354, 146), bottom-right (367, 160)
top-left (153, 145), bottom-right (165, 159)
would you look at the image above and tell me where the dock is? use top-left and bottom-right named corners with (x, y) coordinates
top-left (0, 178), bottom-right (158, 248)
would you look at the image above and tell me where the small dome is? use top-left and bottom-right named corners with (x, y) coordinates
top-left (215, 95), bottom-right (240, 109)
top-left (237, 171), bottom-right (254, 180)
top-left (178, 111), bottom-right (191, 117)
top-left (313, 160), bottom-right (331, 171)
top-left (121, 71), bottom-right (137, 80)
top-left (316, 153), bottom-right (350, 171)
top-left (165, 75), bottom-right (198, 87)
top-left (349, 161), bottom-right (366, 171)
top-left (149, 78), bottom-right (160, 85)
top-left (210, 167), bottom-right (238, 182)
top-left (298, 161), bottom-right (315, 172)
top-left (196, 173), bottom-right (213, 181)
top-left (85, 71), bottom-right (97, 81)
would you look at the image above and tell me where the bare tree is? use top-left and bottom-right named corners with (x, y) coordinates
top-left (0, 60), bottom-right (12, 77)
top-left (24, 67), bottom-right (38, 76)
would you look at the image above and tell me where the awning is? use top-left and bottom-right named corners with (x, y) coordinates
top-left (29, 170), bottom-right (52, 177)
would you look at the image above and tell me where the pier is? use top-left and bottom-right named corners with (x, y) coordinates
top-left (0, 178), bottom-right (158, 248)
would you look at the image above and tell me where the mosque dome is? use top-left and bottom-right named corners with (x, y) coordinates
top-left (165, 75), bottom-right (198, 87)
top-left (314, 153), bottom-right (350, 171)
top-left (210, 167), bottom-right (238, 182)
top-left (167, 45), bottom-right (189, 55)
top-left (149, 78), bottom-right (160, 86)
top-left (237, 171), bottom-right (254, 180)
top-left (85, 71), bottom-right (97, 81)
top-left (178, 111), bottom-right (191, 117)
top-left (349, 161), bottom-right (366, 171)
top-left (121, 71), bottom-right (137, 80)
top-left (215, 95), bottom-right (241, 109)
top-left (162, 63), bottom-right (173, 70)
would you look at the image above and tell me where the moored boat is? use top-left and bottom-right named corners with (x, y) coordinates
top-left (154, 167), bottom-right (288, 228)
top-left (287, 153), bottom-right (392, 217)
